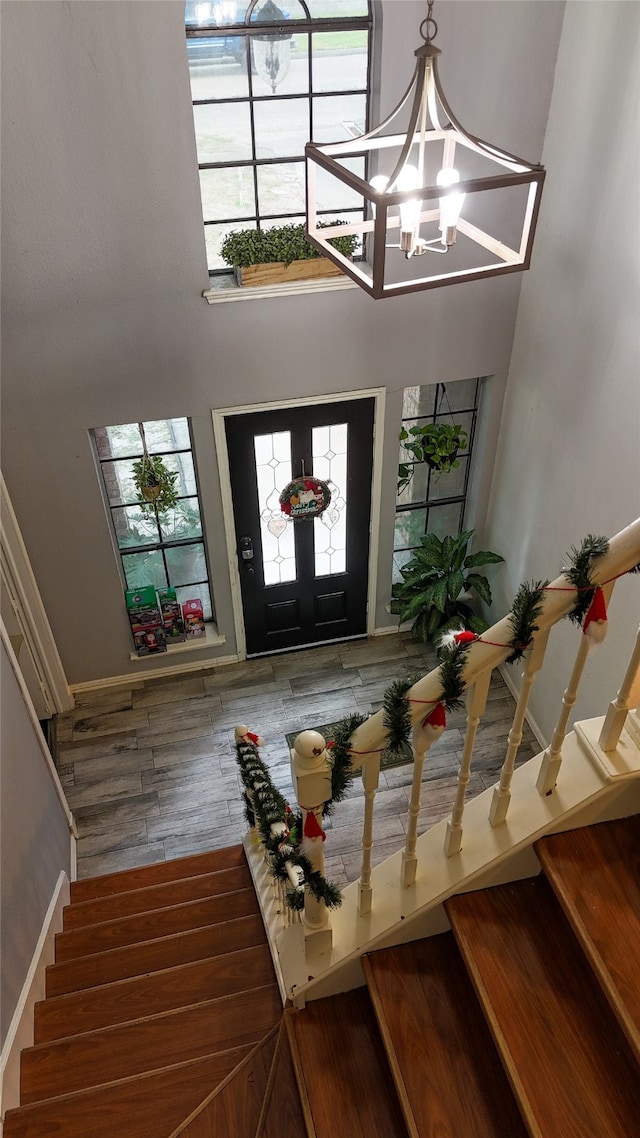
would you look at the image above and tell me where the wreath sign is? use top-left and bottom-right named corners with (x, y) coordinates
top-left (279, 476), bottom-right (332, 520)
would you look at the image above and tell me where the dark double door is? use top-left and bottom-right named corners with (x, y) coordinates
top-left (225, 398), bottom-right (375, 656)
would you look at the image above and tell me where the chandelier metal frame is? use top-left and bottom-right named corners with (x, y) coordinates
top-left (304, 5), bottom-right (545, 300)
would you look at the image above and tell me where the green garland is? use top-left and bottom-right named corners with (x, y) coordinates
top-left (235, 739), bottom-right (343, 911)
top-left (380, 646), bottom-right (468, 753)
top-left (563, 534), bottom-right (609, 625)
top-left (438, 641), bottom-right (470, 710)
top-left (324, 712), bottom-right (366, 816)
top-left (506, 579), bottom-right (549, 664)
top-left (383, 676), bottom-right (419, 752)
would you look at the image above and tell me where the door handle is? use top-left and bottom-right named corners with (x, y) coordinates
top-left (239, 536), bottom-right (255, 572)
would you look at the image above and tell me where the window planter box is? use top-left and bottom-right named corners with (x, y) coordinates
top-left (233, 258), bottom-right (345, 288)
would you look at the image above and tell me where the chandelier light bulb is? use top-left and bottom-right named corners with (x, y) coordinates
top-left (397, 164), bottom-right (422, 253)
top-left (437, 167), bottom-right (465, 246)
top-left (369, 174), bottom-right (389, 219)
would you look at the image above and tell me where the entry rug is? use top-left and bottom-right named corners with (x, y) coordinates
top-left (285, 721), bottom-right (413, 771)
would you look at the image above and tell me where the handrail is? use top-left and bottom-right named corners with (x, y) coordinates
top-left (345, 518), bottom-right (640, 766)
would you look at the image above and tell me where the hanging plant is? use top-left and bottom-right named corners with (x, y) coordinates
top-left (132, 424), bottom-right (180, 515)
top-left (398, 421), bottom-right (468, 493)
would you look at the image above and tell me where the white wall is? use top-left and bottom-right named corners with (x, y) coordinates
top-left (0, 634), bottom-right (73, 1045)
top-left (0, 1), bottom-right (563, 684)
top-left (485, 1), bottom-right (640, 741)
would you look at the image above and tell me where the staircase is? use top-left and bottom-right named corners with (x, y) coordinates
top-left (262, 813), bottom-right (640, 1138)
top-left (6, 816), bottom-right (639, 1137)
top-left (3, 845), bottom-right (282, 1138)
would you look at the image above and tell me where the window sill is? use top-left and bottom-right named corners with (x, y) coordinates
top-left (202, 274), bottom-right (358, 304)
top-left (129, 623), bottom-right (225, 662)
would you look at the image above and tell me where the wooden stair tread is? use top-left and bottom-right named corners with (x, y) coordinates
top-left (288, 988), bottom-right (408, 1138)
top-left (70, 845), bottom-right (247, 903)
top-left (21, 984), bottom-right (282, 1104)
top-left (363, 935), bottom-right (528, 1138)
top-left (535, 814), bottom-right (640, 1060)
top-left (64, 864), bottom-right (253, 929)
top-left (446, 876), bottom-right (640, 1138)
top-left (35, 943), bottom-right (275, 1042)
top-left (56, 887), bottom-right (258, 960)
top-left (169, 1030), bottom-right (278, 1138)
top-left (46, 913), bottom-right (267, 997)
top-left (4, 1045), bottom-right (253, 1138)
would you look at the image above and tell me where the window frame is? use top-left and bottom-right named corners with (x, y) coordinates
top-left (92, 418), bottom-right (215, 624)
top-left (186, 0), bottom-right (374, 277)
top-left (392, 378), bottom-right (482, 582)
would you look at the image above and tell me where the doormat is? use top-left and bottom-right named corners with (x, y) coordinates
top-left (285, 721), bottom-right (413, 771)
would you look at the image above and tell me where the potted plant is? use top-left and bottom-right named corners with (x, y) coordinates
top-left (398, 421), bottom-right (468, 494)
top-left (390, 529), bottom-right (504, 644)
top-left (220, 221), bottom-right (358, 287)
top-left (132, 453), bottom-right (180, 514)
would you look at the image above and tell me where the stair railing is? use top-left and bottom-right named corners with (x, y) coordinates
top-left (343, 518), bottom-right (640, 913)
top-left (241, 519), bottom-right (640, 949)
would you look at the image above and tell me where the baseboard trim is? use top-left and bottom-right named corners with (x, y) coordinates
top-left (0, 871), bottom-right (70, 1119)
top-left (70, 651), bottom-right (242, 694)
top-left (498, 663), bottom-right (548, 750)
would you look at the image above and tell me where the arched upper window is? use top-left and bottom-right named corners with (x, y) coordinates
top-left (186, 1), bottom-right (373, 274)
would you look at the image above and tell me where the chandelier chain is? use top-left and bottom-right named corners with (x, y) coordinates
top-left (420, 0), bottom-right (438, 45)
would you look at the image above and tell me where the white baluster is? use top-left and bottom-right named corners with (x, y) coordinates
top-left (598, 625), bottom-right (640, 751)
top-left (537, 581), bottom-right (614, 795)
top-left (359, 753), bottom-right (381, 913)
top-left (445, 670), bottom-right (491, 857)
top-left (490, 628), bottom-right (550, 826)
top-left (402, 713), bottom-right (446, 886)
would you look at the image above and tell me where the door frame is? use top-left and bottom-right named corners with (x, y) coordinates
top-left (212, 388), bottom-right (386, 660)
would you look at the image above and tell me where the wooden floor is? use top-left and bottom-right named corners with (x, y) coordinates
top-left (53, 633), bottom-right (540, 884)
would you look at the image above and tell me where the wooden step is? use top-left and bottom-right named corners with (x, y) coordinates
top-left (35, 943), bottom-right (275, 1043)
top-left (535, 814), bottom-right (640, 1062)
top-left (169, 1029), bottom-right (278, 1138)
top-left (56, 887), bottom-right (258, 960)
top-left (258, 1019), bottom-right (312, 1138)
top-left (363, 934), bottom-right (529, 1138)
top-left (446, 876), bottom-right (640, 1138)
top-left (21, 983), bottom-right (282, 1105)
top-left (46, 913), bottom-right (267, 997)
top-left (287, 988), bottom-right (408, 1138)
top-left (63, 864), bottom-right (252, 929)
top-left (70, 845), bottom-right (247, 903)
top-left (4, 1045), bottom-right (252, 1138)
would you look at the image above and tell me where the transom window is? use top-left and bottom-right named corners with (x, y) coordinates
top-left (393, 379), bottom-right (482, 582)
top-left (93, 419), bottom-right (214, 621)
top-left (186, 0), bottom-right (373, 273)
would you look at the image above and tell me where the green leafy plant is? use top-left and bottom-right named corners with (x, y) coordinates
top-left (398, 421), bottom-right (469, 493)
top-left (220, 221), bottom-right (358, 268)
top-left (132, 454), bottom-right (179, 515)
top-left (390, 529), bottom-right (504, 644)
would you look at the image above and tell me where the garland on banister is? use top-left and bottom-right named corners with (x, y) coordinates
top-left (562, 534), bottom-right (609, 625)
top-left (323, 712), bottom-right (366, 816)
top-left (505, 579), bottom-right (549, 663)
top-left (235, 738), bottom-right (343, 911)
top-left (381, 644), bottom-right (469, 752)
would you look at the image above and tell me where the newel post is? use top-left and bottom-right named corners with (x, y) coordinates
top-left (291, 730), bottom-right (333, 955)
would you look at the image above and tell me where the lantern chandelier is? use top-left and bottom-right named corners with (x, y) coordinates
top-left (305, 1), bottom-right (545, 300)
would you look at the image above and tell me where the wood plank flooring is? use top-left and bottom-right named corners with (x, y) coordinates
top-left (53, 633), bottom-right (539, 885)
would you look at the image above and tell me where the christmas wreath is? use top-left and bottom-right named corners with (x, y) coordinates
top-left (279, 476), bottom-right (332, 520)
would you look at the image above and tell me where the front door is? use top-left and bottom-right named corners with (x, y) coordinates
top-left (225, 398), bottom-right (375, 656)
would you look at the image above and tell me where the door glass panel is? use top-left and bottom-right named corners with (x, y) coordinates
top-left (254, 431), bottom-right (296, 585)
top-left (312, 423), bottom-right (347, 576)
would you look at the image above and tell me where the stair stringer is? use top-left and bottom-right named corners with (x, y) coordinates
top-left (246, 718), bottom-right (640, 1007)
